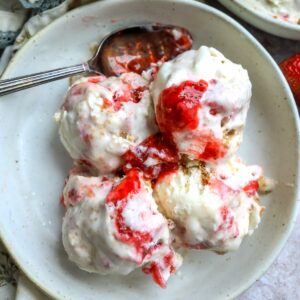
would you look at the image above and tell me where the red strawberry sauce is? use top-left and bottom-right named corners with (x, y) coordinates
top-left (122, 133), bottom-right (179, 180)
top-left (111, 85), bottom-right (146, 111)
top-left (156, 80), bottom-right (208, 132)
top-left (156, 79), bottom-right (227, 160)
top-left (105, 169), bottom-right (153, 258)
top-left (105, 169), bottom-right (177, 287)
top-left (99, 25), bottom-right (192, 76)
top-left (142, 251), bottom-right (176, 288)
top-left (243, 180), bottom-right (259, 197)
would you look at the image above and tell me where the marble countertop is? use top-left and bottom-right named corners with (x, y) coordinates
top-left (204, 1), bottom-right (300, 299)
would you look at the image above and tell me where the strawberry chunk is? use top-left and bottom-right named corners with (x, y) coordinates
top-left (279, 53), bottom-right (300, 106)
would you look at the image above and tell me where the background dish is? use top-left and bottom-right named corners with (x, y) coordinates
top-left (0, 0), bottom-right (299, 299)
top-left (218, 0), bottom-right (300, 40)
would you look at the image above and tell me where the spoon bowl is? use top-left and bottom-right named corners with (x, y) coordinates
top-left (91, 24), bottom-right (192, 76)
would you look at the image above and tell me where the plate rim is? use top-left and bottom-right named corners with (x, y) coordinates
top-left (1, 0), bottom-right (300, 299)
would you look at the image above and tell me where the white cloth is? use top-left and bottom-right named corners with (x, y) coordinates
top-left (0, 0), bottom-right (27, 32)
top-left (0, 0), bottom-right (95, 75)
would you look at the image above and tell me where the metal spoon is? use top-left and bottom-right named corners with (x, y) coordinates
top-left (0, 24), bottom-right (192, 96)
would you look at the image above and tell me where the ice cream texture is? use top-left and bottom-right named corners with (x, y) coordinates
top-left (151, 46), bottom-right (251, 162)
top-left (55, 73), bottom-right (157, 174)
top-left (62, 169), bottom-right (182, 287)
top-left (153, 156), bottom-right (265, 253)
top-left (57, 44), bottom-right (274, 288)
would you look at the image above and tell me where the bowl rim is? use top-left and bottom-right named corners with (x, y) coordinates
top-left (1, 0), bottom-right (300, 299)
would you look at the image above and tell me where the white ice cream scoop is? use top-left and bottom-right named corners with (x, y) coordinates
top-left (151, 46), bottom-right (252, 162)
top-left (153, 156), bottom-right (265, 253)
top-left (62, 169), bottom-right (182, 287)
top-left (54, 73), bottom-right (158, 174)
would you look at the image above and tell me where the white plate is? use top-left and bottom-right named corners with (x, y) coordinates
top-left (0, 0), bottom-right (299, 299)
top-left (218, 0), bottom-right (300, 40)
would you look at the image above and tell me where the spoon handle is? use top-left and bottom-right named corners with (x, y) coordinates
top-left (0, 63), bottom-right (89, 96)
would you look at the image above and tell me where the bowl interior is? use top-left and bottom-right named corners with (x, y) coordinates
top-left (218, 0), bottom-right (300, 40)
top-left (0, 1), bottom-right (299, 299)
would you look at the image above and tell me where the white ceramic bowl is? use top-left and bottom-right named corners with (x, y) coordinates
top-left (218, 0), bottom-right (300, 40)
top-left (0, 0), bottom-right (299, 299)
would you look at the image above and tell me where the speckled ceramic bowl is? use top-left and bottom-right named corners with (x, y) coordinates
top-left (0, 0), bottom-right (299, 299)
top-left (218, 0), bottom-right (300, 40)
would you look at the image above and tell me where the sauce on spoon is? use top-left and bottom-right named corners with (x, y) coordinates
top-left (96, 24), bottom-right (193, 76)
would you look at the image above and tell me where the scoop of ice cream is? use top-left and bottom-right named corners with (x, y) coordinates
top-left (62, 169), bottom-right (182, 287)
top-left (55, 73), bottom-right (157, 174)
top-left (153, 156), bottom-right (264, 253)
top-left (151, 46), bottom-right (251, 162)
